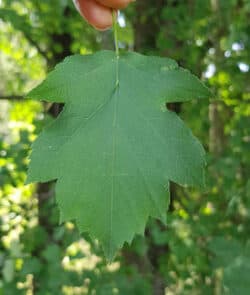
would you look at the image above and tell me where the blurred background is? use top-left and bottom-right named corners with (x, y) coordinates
top-left (0, 0), bottom-right (250, 294)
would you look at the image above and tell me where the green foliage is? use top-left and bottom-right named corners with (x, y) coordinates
top-left (209, 237), bottom-right (250, 295)
top-left (0, 0), bottom-right (100, 67)
top-left (26, 50), bottom-right (210, 260)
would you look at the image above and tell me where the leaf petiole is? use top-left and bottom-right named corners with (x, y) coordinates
top-left (112, 10), bottom-right (119, 58)
top-left (112, 10), bottom-right (119, 87)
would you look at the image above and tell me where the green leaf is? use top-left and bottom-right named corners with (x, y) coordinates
top-left (209, 237), bottom-right (250, 295)
top-left (26, 50), bottom-right (210, 260)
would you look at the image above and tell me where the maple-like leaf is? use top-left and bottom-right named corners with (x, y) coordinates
top-left (27, 50), bottom-right (210, 260)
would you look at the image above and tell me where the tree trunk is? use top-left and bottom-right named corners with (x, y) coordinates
top-left (209, 101), bottom-right (224, 155)
top-left (209, 0), bottom-right (226, 156)
top-left (133, 0), bottom-right (164, 53)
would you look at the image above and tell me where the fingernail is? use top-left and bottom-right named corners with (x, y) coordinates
top-left (72, 0), bottom-right (81, 13)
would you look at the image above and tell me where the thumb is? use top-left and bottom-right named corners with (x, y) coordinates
top-left (73, 0), bottom-right (113, 31)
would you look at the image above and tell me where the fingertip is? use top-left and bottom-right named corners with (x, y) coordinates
top-left (77, 0), bottom-right (113, 31)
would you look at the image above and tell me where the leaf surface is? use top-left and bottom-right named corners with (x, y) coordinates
top-left (27, 51), bottom-right (210, 260)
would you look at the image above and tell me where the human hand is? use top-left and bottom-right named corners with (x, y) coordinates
top-left (73, 0), bottom-right (132, 30)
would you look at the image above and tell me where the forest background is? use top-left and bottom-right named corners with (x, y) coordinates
top-left (0, 0), bottom-right (250, 294)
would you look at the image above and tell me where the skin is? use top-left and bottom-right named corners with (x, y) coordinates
top-left (75, 0), bottom-right (132, 30)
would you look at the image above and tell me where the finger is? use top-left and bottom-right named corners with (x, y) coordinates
top-left (77, 0), bottom-right (113, 30)
top-left (97, 0), bottom-right (132, 9)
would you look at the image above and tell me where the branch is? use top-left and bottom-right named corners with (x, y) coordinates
top-left (22, 32), bottom-right (49, 61)
top-left (0, 8), bottom-right (49, 62)
top-left (0, 95), bottom-right (24, 100)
